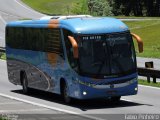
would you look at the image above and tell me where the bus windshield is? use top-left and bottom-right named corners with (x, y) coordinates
top-left (78, 32), bottom-right (136, 78)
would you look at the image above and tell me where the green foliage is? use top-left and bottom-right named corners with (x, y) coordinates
top-left (90, 0), bottom-right (113, 16)
top-left (125, 20), bottom-right (160, 58)
top-left (0, 53), bottom-right (6, 60)
top-left (22, 0), bottom-right (113, 16)
top-left (22, 0), bottom-right (160, 16)
top-left (139, 79), bottom-right (160, 88)
top-left (22, 0), bottom-right (81, 15)
top-left (111, 0), bottom-right (160, 17)
top-left (21, 0), bottom-right (160, 59)
top-left (71, 0), bottom-right (89, 15)
top-left (0, 117), bottom-right (9, 120)
top-left (71, 0), bottom-right (113, 16)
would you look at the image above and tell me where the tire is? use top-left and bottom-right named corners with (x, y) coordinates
top-left (111, 96), bottom-right (121, 103)
top-left (22, 73), bottom-right (29, 94)
top-left (62, 82), bottom-right (72, 104)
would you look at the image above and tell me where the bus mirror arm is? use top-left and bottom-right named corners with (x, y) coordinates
top-left (68, 36), bottom-right (79, 59)
top-left (131, 33), bottom-right (143, 53)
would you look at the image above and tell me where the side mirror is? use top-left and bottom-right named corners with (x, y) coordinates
top-left (68, 36), bottom-right (79, 59)
top-left (131, 33), bottom-right (143, 53)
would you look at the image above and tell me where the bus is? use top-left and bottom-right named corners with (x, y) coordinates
top-left (6, 15), bottom-right (143, 103)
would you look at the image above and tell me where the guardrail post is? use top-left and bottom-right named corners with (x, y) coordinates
top-left (145, 61), bottom-right (154, 83)
top-left (147, 76), bottom-right (150, 83)
top-left (153, 77), bottom-right (156, 83)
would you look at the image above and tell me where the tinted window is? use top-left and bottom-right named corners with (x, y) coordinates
top-left (78, 32), bottom-right (136, 78)
top-left (6, 27), bottom-right (64, 56)
top-left (63, 29), bottom-right (78, 70)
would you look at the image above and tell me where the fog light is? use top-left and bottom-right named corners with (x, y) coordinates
top-left (135, 87), bottom-right (138, 91)
top-left (83, 91), bottom-right (87, 95)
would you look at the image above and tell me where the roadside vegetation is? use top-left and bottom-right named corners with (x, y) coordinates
top-left (139, 79), bottom-right (160, 88)
top-left (22, 0), bottom-right (160, 17)
top-left (19, 0), bottom-right (160, 89)
top-left (22, 0), bottom-right (81, 15)
top-left (124, 20), bottom-right (160, 58)
top-left (22, 0), bottom-right (160, 58)
top-left (0, 117), bottom-right (8, 120)
top-left (0, 53), bottom-right (6, 60)
top-left (22, 0), bottom-right (113, 16)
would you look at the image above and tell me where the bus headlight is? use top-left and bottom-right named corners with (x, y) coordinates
top-left (135, 87), bottom-right (138, 91)
top-left (83, 91), bottom-right (87, 95)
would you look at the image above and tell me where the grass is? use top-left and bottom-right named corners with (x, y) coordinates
top-left (0, 53), bottom-right (6, 60)
top-left (139, 79), bottom-right (160, 88)
top-left (22, 0), bottom-right (80, 15)
top-left (0, 117), bottom-right (8, 120)
top-left (115, 16), bottom-right (160, 19)
top-left (124, 20), bottom-right (160, 58)
top-left (13, 1), bottom-right (160, 58)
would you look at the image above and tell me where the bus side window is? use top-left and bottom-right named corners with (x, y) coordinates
top-left (6, 27), bottom-right (11, 47)
top-left (44, 28), bottom-right (64, 59)
top-left (7, 27), bottom-right (23, 49)
top-left (63, 29), bottom-right (77, 69)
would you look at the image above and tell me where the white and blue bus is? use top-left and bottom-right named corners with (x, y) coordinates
top-left (6, 15), bottom-right (143, 103)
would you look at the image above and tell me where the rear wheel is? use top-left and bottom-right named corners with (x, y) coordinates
top-left (62, 82), bottom-right (72, 104)
top-left (22, 73), bottom-right (29, 94)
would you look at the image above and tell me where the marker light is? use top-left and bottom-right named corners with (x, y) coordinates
top-left (83, 91), bottom-right (87, 95)
top-left (135, 87), bottom-right (138, 91)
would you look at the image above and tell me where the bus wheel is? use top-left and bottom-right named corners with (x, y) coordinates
top-left (22, 73), bottom-right (29, 94)
top-left (111, 96), bottom-right (121, 102)
top-left (62, 83), bottom-right (72, 104)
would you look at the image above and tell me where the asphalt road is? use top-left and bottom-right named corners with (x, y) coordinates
top-left (0, 1), bottom-right (160, 119)
top-left (0, 0), bottom-right (44, 47)
top-left (0, 60), bottom-right (160, 120)
top-left (1, 0), bottom-right (160, 71)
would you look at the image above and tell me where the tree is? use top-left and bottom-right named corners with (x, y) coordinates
top-left (155, 0), bottom-right (160, 16)
top-left (144, 0), bottom-right (154, 16)
top-left (71, 0), bottom-right (89, 15)
top-left (109, 0), bottom-right (122, 16)
top-left (133, 0), bottom-right (143, 16)
top-left (71, 0), bottom-right (113, 16)
top-left (72, 0), bottom-right (160, 17)
top-left (89, 0), bottom-right (113, 16)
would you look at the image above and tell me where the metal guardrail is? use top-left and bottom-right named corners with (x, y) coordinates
top-left (138, 67), bottom-right (160, 83)
top-left (0, 47), bottom-right (5, 52)
top-left (0, 47), bottom-right (159, 83)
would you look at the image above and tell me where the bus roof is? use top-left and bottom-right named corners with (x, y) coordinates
top-left (7, 16), bottom-right (129, 34)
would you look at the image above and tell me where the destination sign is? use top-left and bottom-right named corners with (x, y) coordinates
top-left (81, 35), bottom-right (103, 40)
top-left (80, 34), bottom-right (128, 42)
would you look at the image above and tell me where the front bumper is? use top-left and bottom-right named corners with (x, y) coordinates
top-left (73, 79), bottom-right (138, 100)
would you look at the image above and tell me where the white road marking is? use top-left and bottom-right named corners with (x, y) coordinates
top-left (0, 15), bottom-right (7, 24)
top-left (130, 23), bottom-right (160, 30)
top-left (139, 84), bottom-right (160, 90)
top-left (0, 93), bottom-right (105, 120)
top-left (0, 10), bottom-right (19, 17)
top-left (14, 0), bottom-right (44, 16)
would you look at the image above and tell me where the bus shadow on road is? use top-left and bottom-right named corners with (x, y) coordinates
top-left (11, 89), bottom-right (152, 111)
